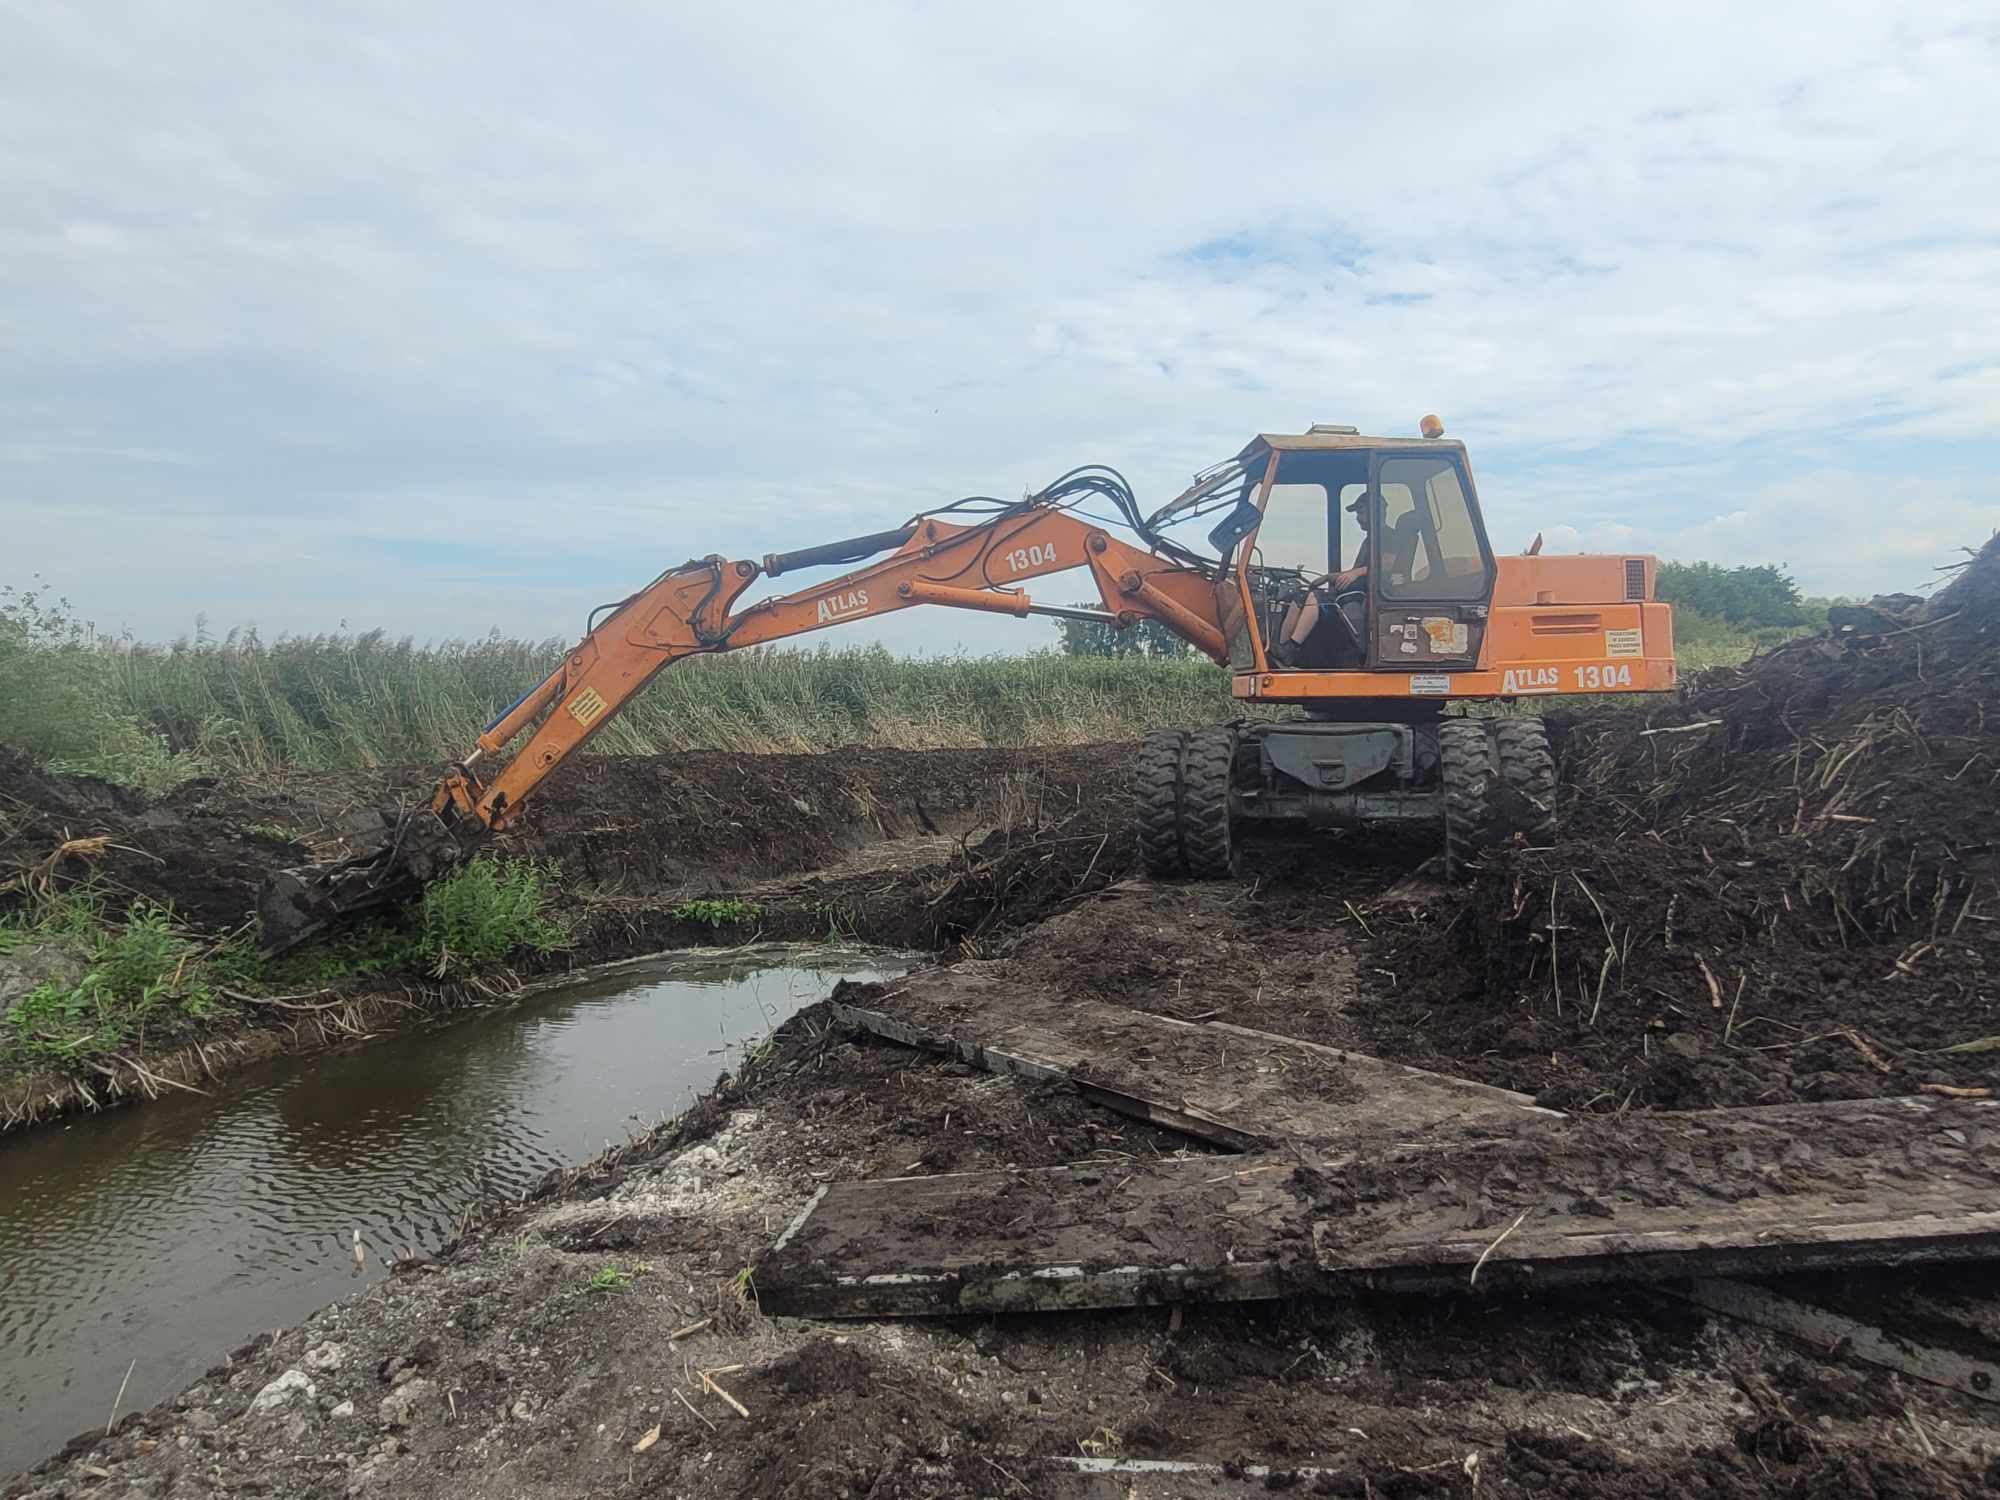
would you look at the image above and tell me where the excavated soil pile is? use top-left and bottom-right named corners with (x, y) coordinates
top-left (1361, 535), bottom-right (2000, 1110)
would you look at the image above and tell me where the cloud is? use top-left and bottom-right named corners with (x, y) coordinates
top-left (2, 1), bottom-right (1997, 653)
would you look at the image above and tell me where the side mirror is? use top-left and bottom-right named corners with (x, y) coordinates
top-left (1207, 498), bottom-right (1261, 556)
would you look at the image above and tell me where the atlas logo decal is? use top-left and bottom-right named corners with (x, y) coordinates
top-left (1502, 667), bottom-right (1561, 694)
top-left (816, 589), bottom-right (870, 624)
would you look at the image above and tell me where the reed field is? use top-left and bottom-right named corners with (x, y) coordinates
top-left (1, 592), bottom-right (1763, 788)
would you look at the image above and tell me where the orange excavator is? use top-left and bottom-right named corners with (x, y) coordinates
top-left (258, 418), bottom-right (1674, 950)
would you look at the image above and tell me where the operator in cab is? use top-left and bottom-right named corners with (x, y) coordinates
top-left (1272, 489), bottom-right (1418, 668)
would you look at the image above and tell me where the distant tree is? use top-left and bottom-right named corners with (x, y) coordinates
top-left (1656, 561), bottom-right (1804, 628)
top-left (1054, 606), bottom-right (1193, 660)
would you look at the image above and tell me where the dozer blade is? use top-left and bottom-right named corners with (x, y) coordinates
top-left (256, 806), bottom-right (473, 955)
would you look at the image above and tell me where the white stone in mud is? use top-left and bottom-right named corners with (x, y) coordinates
top-left (305, 1341), bottom-right (347, 1371)
top-left (378, 1378), bottom-right (435, 1429)
top-left (249, 1369), bottom-right (316, 1414)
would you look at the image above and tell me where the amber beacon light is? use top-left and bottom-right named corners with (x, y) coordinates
top-left (1419, 413), bottom-right (1445, 438)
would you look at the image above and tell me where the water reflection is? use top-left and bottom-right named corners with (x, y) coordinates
top-left (0, 944), bottom-right (909, 1478)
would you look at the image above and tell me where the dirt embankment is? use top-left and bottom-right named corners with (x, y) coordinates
top-left (0, 743), bottom-right (1133, 1129)
top-left (1357, 536), bottom-right (2000, 1113)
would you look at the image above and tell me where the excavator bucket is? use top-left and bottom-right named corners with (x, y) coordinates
top-left (255, 807), bottom-right (471, 954)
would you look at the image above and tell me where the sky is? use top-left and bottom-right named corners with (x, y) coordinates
top-left (4, 2), bottom-right (1997, 654)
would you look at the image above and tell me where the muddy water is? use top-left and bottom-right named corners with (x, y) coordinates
top-left (0, 944), bottom-right (910, 1477)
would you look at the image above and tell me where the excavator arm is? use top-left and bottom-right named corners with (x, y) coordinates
top-left (257, 500), bottom-right (1224, 950)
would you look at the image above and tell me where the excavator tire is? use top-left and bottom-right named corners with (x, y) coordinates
top-left (1135, 730), bottom-right (1189, 878)
top-left (1439, 718), bottom-right (1495, 880)
top-left (1490, 717), bottom-right (1557, 848)
top-left (1180, 725), bottom-right (1241, 879)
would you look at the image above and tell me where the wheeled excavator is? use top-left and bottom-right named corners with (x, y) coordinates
top-left (257, 418), bottom-right (1675, 951)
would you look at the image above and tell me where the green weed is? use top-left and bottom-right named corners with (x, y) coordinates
top-left (418, 858), bottom-right (568, 975)
top-left (260, 858), bottom-right (570, 984)
top-left (1, 858), bottom-right (571, 1079)
top-left (670, 898), bottom-right (766, 928)
top-left (0, 893), bottom-right (244, 1068)
top-left (585, 1263), bottom-right (639, 1294)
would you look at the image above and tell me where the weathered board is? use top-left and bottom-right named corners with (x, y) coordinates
top-left (760, 1157), bottom-right (1320, 1317)
top-left (759, 1097), bottom-right (2000, 1317)
top-left (1671, 1277), bottom-right (2000, 1404)
top-left (834, 968), bottom-right (1557, 1151)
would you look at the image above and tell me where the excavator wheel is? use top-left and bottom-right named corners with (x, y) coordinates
top-left (1490, 718), bottom-right (1557, 849)
top-left (1438, 719), bottom-right (1494, 880)
top-left (1180, 725), bottom-right (1241, 878)
top-left (1440, 717), bottom-right (1557, 878)
top-left (1135, 730), bottom-right (1189, 878)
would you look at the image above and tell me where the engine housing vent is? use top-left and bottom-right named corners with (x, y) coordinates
top-left (1624, 558), bottom-right (1646, 601)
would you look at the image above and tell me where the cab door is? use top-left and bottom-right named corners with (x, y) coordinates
top-left (1366, 450), bottom-right (1496, 669)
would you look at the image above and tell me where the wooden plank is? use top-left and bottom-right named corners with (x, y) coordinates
top-left (1313, 1094), bottom-right (2000, 1291)
top-left (759, 1098), bottom-right (2000, 1317)
top-left (835, 968), bottom-right (1555, 1151)
top-left (835, 999), bottom-right (1265, 1149)
top-left (758, 1157), bottom-right (1319, 1318)
top-left (1314, 1202), bottom-right (2000, 1292)
top-left (1671, 1278), bottom-right (2000, 1405)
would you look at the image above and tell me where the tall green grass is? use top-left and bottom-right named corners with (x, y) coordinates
top-left (5, 627), bottom-right (1252, 781)
top-left (3, 602), bottom-right (1768, 786)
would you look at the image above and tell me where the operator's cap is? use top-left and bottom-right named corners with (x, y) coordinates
top-left (1344, 489), bottom-right (1371, 513)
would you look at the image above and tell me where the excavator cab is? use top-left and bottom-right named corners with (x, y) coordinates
top-left (1206, 430), bottom-right (1497, 677)
top-left (1134, 419), bottom-right (1675, 882)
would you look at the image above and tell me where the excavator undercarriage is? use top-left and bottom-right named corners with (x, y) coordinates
top-left (1135, 713), bottom-right (1557, 881)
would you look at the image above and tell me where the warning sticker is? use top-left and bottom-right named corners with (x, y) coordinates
top-left (1410, 673), bottom-right (1452, 695)
top-left (1421, 617), bottom-right (1471, 655)
top-left (1605, 628), bottom-right (1642, 658)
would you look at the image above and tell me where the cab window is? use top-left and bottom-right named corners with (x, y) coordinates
top-left (1248, 452), bottom-right (1369, 578)
top-left (1377, 455), bottom-right (1489, 601)
top-left (1251, 482), bottom-right (1328, 575)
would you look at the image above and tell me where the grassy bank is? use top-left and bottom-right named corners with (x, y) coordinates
top-left (3, 601), bottom-right (1765, 790)
top-left (0, 859), bottom-right (567, 1087)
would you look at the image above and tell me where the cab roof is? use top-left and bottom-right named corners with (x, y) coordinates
top-left (1238, 429), bottom-right (1466, 459)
